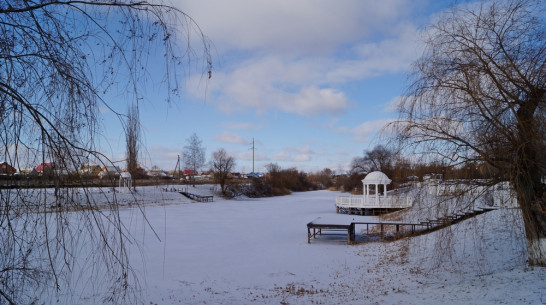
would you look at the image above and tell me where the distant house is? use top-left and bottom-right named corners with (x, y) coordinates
top-left (148, 168), bottom-right (167, 178)
top-left (36, 162), bottom-right (55, 175)
top-left (99, 166), bottom-right (121, 179)
top-left (134, 164), bottom-right (148, 178)
top-left (18, 168), bottom-right (38, 176)
top-left (168, 169), bottom-right (183, 178)
top-left (0, 162), bottom-right (16, 175)
top-left (247, 172), bottom-right (264, 178)
top-left (80, 164), bottom-right (102, 176)
top-left (183, 169), bottom-right (195, 176)
top-left (195, 172), bottom-right (212, 181)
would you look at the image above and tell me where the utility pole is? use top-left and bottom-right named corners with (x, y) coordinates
top-left (249, 138), bottom-right (255, 174)
top-left (174, 155), bottom-right (181, 180)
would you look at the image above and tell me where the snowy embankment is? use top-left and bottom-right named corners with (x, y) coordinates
top-left (33, 185), bottom-right (545, 304)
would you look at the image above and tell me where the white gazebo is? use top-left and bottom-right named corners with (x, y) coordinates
top-left (119, 171), bottom-right (132, 189)
top-left (335, 171), bottom-right (412, 214)
top-left (363, 171), bottom-right (392, 203)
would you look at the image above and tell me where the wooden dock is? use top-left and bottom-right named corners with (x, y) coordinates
top-left (307, 219), bottom-right (355, 244)
top-left (307, 218), bottom-right (426, 244)
top-left (307, 207), bottom-right (498, 244)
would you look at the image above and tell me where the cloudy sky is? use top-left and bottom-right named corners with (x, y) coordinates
top-left (102, 0), bottom-right (461, 173)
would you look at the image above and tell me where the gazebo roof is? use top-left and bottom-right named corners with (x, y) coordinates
top-left (362, 171), bottom-right (392, 185)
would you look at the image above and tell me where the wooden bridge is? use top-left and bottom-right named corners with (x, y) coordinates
top-left (307, 206), bottom-right (498, 244)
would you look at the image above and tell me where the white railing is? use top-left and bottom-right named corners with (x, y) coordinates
top-left (335, 195), bottom-right (412, 209)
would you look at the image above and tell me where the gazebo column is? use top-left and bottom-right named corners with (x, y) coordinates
top-left (363, 182), bottom-right (369, 205)
top-left (375, 183), bottom-right (379, 204)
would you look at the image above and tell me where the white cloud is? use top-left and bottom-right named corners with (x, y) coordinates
top-left (193, 57), bottom-right (351, 116)
top-left (182, 0), bottom-right (424, 117)
top-left (178, 0), bottom-right (412, 55)
top-left (351, 119), bottom-right (394, 142)
top-left (272, 151), bottom-right (291, 162)
top-left (272, 146), bottom-right (315, 162)
top-left (293, 153), bottom-right (312, 162)
top-left (237, 150), bottom-right (267, 162)
top-left (214, 131), bottom-right (249, 145)
top-left (284, 87), bottom-right (347, 116)
top-left (383, 96), bottom-right (406, 112)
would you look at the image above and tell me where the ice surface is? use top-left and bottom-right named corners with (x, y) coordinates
top-left (29, 185), bottom-right (546, 304)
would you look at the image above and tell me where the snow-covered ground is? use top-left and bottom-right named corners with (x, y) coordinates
top-left (22, 185), bottom-right (546, 304)
top-left (75, 185), bottom-right (544, 305)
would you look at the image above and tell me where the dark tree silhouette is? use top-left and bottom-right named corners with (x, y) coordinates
top-left (211, 148), bottom-right (236, 195)
top-left (351, 145), bottom-right (395, 177)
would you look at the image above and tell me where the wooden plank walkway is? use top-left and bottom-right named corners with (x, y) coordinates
top-left (161, 187), bottom-right (214, 202)
top-left (179, 191), bottom-right (214, 202)
top-left (307, 206), bottom-right (499, 244)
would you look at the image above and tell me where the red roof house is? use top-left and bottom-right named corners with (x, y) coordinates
top-left (0, 162), bottom-right (16, 174)
top-left (36, 162), bottom-right (54, 173)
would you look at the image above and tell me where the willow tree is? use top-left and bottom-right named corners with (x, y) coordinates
top-left (392, 0), bottom-right (545, 265)
top-left (0, 1), bottom-right (211, 304)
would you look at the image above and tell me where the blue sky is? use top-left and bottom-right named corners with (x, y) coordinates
top-left (100, 0), bottom-right (461, 173)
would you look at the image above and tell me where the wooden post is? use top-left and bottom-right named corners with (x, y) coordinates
top-left (348, 223), bottom-right (355, 244)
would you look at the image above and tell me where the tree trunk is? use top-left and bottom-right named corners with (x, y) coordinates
top-left (514, 97), bottom-right (546, 266)
top-left (515, 176), bottom-right (546, 266)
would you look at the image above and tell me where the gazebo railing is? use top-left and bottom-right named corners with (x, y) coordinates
top-left (335, 195), bottom-right (412, 209)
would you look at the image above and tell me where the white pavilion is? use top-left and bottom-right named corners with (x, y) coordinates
top-left (335, 171), bottom-right (412, 214)
top-left (119, 171), bottom-right (132, 190)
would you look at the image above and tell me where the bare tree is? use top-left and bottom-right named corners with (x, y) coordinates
top-left (183, 133), bottom-right (206, 186)
top-left (126, 104), bottom-right (140, 181)
top-left (265, 162), bottom-right (282, 188)
top-left (0, 1), bottom-right (211, 303)
top-left (309, 168), bottom-right (335, 189)
top-left (351, 145), bottom-right (395, 177)
top-left (211, 148), bottom-right (236, 195)
top-left (391, 0), bottom-right (545, 265)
